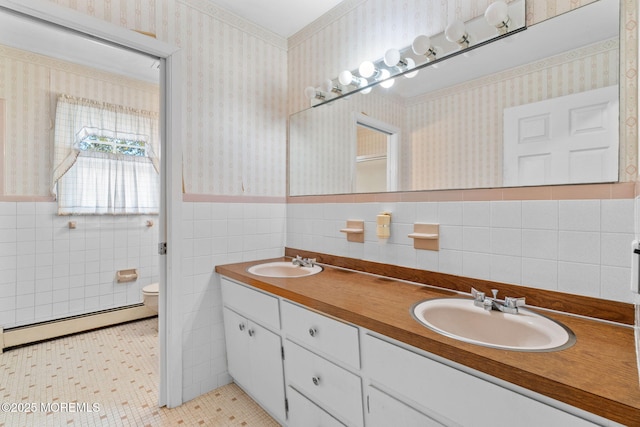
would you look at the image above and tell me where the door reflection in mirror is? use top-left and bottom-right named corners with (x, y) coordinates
top-left (354, 113), bottom-right (399, 193)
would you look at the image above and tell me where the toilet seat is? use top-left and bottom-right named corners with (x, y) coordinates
top-left (142, 283), bottom-right (159, 295)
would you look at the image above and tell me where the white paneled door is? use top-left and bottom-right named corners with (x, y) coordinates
top-left (503, 85), bottom-right (618, 187)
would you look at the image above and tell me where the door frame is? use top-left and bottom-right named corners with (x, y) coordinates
top-left (0, 0), bottom-right (184, 408)
top-left (353, 112), bottom-right (400, 192)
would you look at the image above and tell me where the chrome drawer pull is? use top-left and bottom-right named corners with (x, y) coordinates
top-left (308, 327), bottom-right (318, 337)
top-left (312, 376), bottom-right (321, 386)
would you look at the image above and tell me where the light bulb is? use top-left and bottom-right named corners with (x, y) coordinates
top-left (304, 86), bottom-right (316, 99)
top-left (384, 48), bottom-right (415, 77)
top-left (412, 35), bottom-right (431, 55)
top-left (485, 1), bottom-right (510, 29)
top-left (359, 61), bottom-right (377, 78)
top-left (358, 77), bottom-right (371, 94)
top-left (304, 86), bottom-right (324, 100)
top-left (339, 70), bottom-right (355, 86)
top-left (403, 58), bottom-right (418, 78)
top-left (383, 48), bottom-right (402, 67)
top-left (445, 20), bottom-right (469, 46)
top-left (412, 34), bottom-right (437, 61)
top-left (322, 79), bottom-right (342, 95)
top-left (379, 69), bottom-right (394, 88)
top-left (339, 70), bottom-right (369, 91)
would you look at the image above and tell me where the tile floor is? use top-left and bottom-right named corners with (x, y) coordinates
top-left (0, 318), bottom-right (280, 426)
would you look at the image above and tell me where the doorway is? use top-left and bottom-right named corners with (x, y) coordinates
top-left (0, 0), bottom-right (182, 408)
top-left (354, 113), bottom-right (400, 193)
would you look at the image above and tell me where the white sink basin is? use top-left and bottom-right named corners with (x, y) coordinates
top-left (247, 261), bottom-right (323, 278)
top-left (412, 298), bottom-right (575, 352)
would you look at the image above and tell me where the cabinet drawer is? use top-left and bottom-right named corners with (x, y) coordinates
top-left (363, 334), bottom-right (597, 427)
top-left (285, 340), bottom-right (363, 427)
top-left (287, 386), bottom-right (346, 427)
top-left (282, 301), bottom-right (360, 369)
top-left (221, 278), bottom-right (280, 330)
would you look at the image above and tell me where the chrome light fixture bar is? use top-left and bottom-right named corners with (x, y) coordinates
top-left (303, 0), bottom-right (525, 107)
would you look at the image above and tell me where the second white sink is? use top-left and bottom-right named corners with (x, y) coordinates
top-left (412, 298), bottom-right (575, 352)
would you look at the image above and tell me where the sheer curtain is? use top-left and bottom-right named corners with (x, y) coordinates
top-left (57, 151), bottom-right (159, 215)
top-left (52, 95), bottom-right (160, 215)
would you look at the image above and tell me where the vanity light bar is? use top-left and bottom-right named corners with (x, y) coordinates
top-left (304, 0), bottom-right (525, 107)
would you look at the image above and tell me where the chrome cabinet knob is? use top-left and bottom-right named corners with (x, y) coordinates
top-left (312, 376), bottom-right (321, 386)
top-left (238, 323), bottom-right (245, 331)
top-left (308, 327), bottom-right (318, 337)
top-left (248, 329), bottom-right (255, 337)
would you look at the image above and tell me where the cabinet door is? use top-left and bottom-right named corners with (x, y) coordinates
top-left (367, 386), bottom-right (446, 427)
top-left (287, 386), bottom-right (346, 427)
top-left (247, 320), bottom-right (286, 422)
top-left (222, 307), bottom-right (251, 388)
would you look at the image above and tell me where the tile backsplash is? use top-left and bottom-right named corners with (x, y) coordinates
top-left (287, 199), bottom-right (635, 303)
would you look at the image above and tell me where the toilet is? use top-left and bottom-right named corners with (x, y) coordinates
top-left (142, 282), bottom-right (159, 314)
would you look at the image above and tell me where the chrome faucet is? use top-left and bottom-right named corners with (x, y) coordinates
top-left (471, 287), bottom-right (525, 314)
top-left (292, 255), bottom-right (316, 268)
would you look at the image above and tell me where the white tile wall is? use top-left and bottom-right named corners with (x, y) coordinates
top-left (287, 199), bottom-right (636, 303)
top-left (0, 202), bottom-right (159, 329)
top-left (180, 201), bottom-right (286, 402)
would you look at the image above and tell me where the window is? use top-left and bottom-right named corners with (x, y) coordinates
top-left (52, 95), bottom-right (160, 215)
top-left (77, 134), bottom-right (148, 157)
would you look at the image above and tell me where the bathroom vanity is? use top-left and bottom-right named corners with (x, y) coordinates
top-left (216, 256), bottom-right (640, 426)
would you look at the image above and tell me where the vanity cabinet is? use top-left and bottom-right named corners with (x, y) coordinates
top-left (219, 275), bottom-right (604, 427)
top-left (363, 334), bottom-right (598, 427)
top-left (221, 279), bottom-right (286, 423)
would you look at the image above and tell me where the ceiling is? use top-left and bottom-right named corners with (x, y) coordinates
top-left (205, 0), bottom-right (345, 38)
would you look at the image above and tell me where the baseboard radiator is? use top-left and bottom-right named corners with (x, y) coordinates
top-left (0, 304), bottom-right (156, 352)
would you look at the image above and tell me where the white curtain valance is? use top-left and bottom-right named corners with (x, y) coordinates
top-left (51, 94), bottom-right (160, 196)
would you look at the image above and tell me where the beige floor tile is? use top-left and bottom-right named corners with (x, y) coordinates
top-left (0, 318), bottom-right (280, 426)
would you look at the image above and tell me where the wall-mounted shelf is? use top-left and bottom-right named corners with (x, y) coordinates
top-left (408, 223), bottom-right (439, 251)
top-left (340, 220), bottom-right (365, 243)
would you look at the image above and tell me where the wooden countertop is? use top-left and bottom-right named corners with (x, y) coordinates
top-left (215, 257), bottom-right (640, 425)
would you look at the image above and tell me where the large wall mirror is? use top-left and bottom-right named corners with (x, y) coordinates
top-left (289, 0), bottom-right (621, 196)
